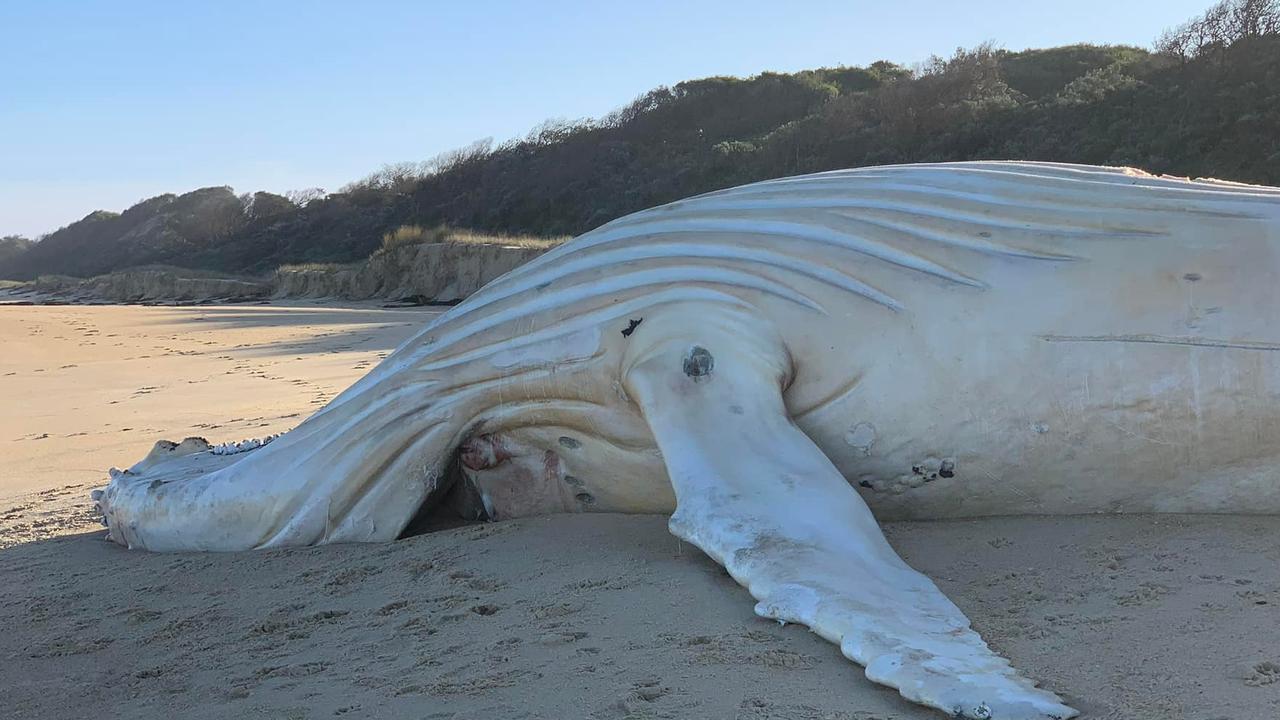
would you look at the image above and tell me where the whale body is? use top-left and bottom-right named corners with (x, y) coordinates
top-left (96, 162), bottom-right (1280, 719)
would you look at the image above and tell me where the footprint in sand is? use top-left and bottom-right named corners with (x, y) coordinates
top-left (1245, 661), bottom-right (1280, 686)
top-left (1237, 589), bottom-right (1271, 606)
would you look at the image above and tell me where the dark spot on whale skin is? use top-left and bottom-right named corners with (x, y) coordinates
top-left (575, 492), bottom-right (595, 505)
top-left (621, 318), bottom-right (643, 337)
top-left (911, 465), bottom-right (923, 475)
top-left (939, 459), bottom-right (956, 478)
top-left (858, 480), bottom-right (874, 489)
top-left (683, 346), bottom-right (714, 380)
top-left (558, 436), bottom-right (581, 449)
top-left (563, 475), bottom-right (584, 487)
top-left (1183, 272), bottom-right (1202, 282)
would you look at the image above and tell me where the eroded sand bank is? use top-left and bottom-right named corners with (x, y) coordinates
top-left (2, 303), bottom-right (1279, 719)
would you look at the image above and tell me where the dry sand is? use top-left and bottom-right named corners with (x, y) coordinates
top-left (2, 303), bottom-right (1279, 719)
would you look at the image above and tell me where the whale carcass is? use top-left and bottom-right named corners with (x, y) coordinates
top-left (95, 162), bottom-right (1280, 718)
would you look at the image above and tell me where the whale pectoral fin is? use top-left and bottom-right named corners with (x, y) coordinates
top-left (625, 345), bottom-right (1077, 720)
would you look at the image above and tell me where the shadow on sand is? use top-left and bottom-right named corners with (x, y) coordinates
top-left (163, 305), bottom-right (445, 357)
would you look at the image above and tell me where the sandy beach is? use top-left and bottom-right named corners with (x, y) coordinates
top-left (3, 303), bottom-right (1280, 719)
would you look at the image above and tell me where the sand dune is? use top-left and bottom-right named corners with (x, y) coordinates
top-left (2, 303), bottom-right (1279, 719)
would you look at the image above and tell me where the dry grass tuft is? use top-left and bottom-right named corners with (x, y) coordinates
top-left (276, 262), bottom-right (360, 274)
top-left (377, 224), bottom-right (567, 255)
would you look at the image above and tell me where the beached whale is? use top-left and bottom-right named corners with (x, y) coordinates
top-left (95, 162), bottom-right (1280, 718)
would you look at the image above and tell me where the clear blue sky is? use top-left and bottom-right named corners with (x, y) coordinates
top-left (1, 0), bottom-right (1211, 238)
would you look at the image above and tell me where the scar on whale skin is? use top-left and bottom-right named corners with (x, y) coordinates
top-left (1039, 333), bottom-right (1280, 352)
top-left (844, 422), bottom-right (877, 456)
